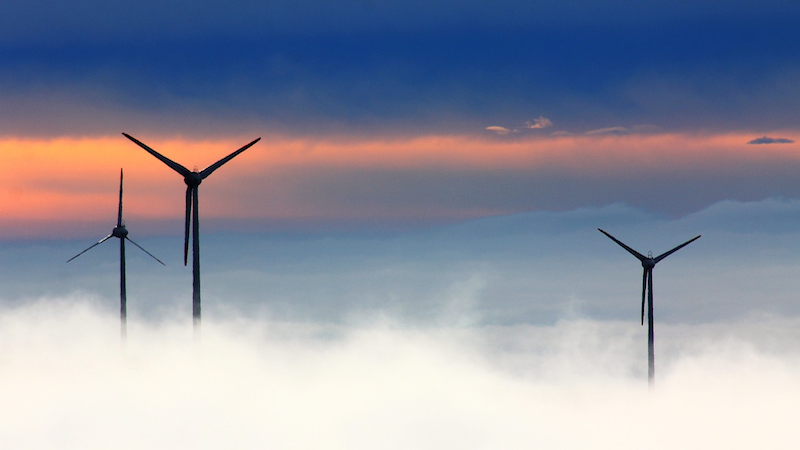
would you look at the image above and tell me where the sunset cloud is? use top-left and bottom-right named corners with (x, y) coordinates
top-left (487, 117), bottom-right (552, 136)
top-left (1, 130), bottom-right (800, 237)
top-left (485, 126), bottom-right (512, 135)
top-left (747, 136), bottom-right (795, 145)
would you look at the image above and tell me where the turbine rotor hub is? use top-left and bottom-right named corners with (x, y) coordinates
top-left (112, 226), bottom-right (128, 238)
top-left (642, 258), bottom-right (655, 269)
top-left (184, 172), bottom-right (203, 187)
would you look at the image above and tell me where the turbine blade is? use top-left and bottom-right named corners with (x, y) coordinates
top-left (598, 229), bottom-right (647, 261)
top-left (126, 237), bottom-right (166, 266)
top-left (199, 137), bottom-right (261, 179)
top-left (641, 269), bottom-right (647, 326)
top-left (117, 168), bottom-right (124, 227)
top-left (67, 235), bottom-right (113, 262)
top-left (122, 133), bottom-right (191, 177)
top-left (653, 235), bottom-right (701, 263)
top-left (184, 186), bottom-right (192, 266)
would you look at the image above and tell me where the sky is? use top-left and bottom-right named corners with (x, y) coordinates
top-left (1, 2), bottom-right (799, 233)
top-left (2, 1), bottom-right (800, 448)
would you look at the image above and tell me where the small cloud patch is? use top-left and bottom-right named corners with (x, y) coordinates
top-left (486, 116), bottom-right (552, 136)
top-left (486, 126), bottom-right (512, 135)
top-left (526, 116), bottom-right (553, 129)
top-left (748, 136), bottom-right (795, 145)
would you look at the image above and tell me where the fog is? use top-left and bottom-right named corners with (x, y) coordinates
top-left (2, 199), bottom-right (800, 447)
top-left (0, 300), bottom-right (798, 449)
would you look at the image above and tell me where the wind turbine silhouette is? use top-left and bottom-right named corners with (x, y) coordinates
top-left (122, 133), bottom-right (260, 335)
top-left (598, 229), bottom-right (700, 387)
top-left (68, 169), bottom-right (165, 341)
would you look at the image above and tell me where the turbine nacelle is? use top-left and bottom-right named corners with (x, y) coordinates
top-left (184, 172), bottom-right (203, 187)
top-left (112, 225), bottom-right (129, 238)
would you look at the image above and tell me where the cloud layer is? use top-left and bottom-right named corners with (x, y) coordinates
top-left (0, 300), bottom-right (798, 449)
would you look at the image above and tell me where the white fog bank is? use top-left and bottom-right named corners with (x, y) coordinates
top-left (0, 301), bottom-right (798, 449)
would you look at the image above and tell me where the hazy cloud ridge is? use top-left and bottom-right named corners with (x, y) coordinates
top-left (6, 198), bottom-right (800, 328)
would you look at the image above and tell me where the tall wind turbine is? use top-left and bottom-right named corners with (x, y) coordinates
top-left (122, 133), bottom-right (260, 334)
top-left (598, 229), bottom-right (700, 387)
top-left (68, 169), bottom-right (165, 341)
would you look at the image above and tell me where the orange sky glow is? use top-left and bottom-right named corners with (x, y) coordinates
top-left (0, 131), bottom-right (796, 238)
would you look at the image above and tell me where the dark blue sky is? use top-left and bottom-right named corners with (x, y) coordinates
top-left (1, 2), bottom-right (798, 136)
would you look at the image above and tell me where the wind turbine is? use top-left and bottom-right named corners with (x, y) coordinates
top-left (68, 169), bottom-right (165, 341)
top-left (598, 229), bottom-right (700, 387)
top-left (122, 133), bottom-right (260, 334)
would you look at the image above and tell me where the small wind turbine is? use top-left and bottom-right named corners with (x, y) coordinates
top-left (122, 133), bottom-right (260, 335)
top-left (598, 229), bottom-right (700, 387)
top-left (68, 169), bottom-right (165, 341)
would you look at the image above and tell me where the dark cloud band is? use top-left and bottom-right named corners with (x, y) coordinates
top-left (748, 136), bottom-right (795, 145)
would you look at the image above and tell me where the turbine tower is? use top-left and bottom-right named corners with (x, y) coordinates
top-left (598, 229), bottom-right (700, 387)
top-left (122, 133), bottom-right (260, 335)
top-left (68, 169), bottom-right (165, 341)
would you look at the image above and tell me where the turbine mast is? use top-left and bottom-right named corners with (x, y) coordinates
top-left (647, 269), bottom-right (654, 388)
top-left (119, 168), bottom-right (127, 343)
top-left (120, 234), bottom-right (127, 342)
top-left (192, 186), bottom-right (201, 334)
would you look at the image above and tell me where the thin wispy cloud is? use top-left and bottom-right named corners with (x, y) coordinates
top-left (485, 126), bottom-right (512, 135)
top-left (551, 125), bottom-right (660, 137)
top-left (585, 126), bottom-right (631, 136)
top-left (748, 136), bottom-right (795, 145)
